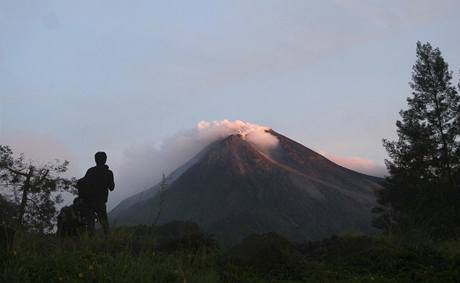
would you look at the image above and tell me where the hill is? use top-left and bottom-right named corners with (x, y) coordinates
top-left (110, 130), bottom-right (382, 245)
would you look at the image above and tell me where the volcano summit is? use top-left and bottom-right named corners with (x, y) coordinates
top-left (110, 127), bottom-right (382, 245)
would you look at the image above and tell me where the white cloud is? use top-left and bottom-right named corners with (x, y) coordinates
top-left (319, 150), bottom-right (387, 177)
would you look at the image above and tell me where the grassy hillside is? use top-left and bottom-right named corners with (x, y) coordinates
top-left (2, 224), bottom-right (460, 283)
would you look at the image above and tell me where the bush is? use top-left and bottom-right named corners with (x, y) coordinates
top-left (226, 232), bottom-right (306, 280)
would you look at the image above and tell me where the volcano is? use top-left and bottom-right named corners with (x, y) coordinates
top-left (109, 129), bottom-right (382, 245)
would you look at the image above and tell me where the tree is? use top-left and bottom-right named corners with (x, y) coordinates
top-left (374, 42), bottom-right (460, 237)
top-left (0, 145), bottom-right (75, 233)
top-left (152, 173), bottom-right (167, 226)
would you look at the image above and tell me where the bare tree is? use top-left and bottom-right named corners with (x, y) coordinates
top-left (0, 145), bottom-right (75, 233)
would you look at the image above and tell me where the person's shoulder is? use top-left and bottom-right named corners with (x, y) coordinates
top-left (86, 166), bottom-right (97, 174)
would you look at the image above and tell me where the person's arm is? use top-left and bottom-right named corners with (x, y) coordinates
top-left (108, 170), bottom-right (115, 191)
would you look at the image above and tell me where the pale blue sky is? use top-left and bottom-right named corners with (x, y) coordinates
top-left (1, 0), bottom-right (460, 182)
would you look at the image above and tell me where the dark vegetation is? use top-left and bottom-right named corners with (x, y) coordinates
top-left (2, 224), bottom-right (460, 282)
top-left (2, 41), bottom-right (460, 282)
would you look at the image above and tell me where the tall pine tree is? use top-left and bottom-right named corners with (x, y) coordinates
top-left (374, 42), bottom-right (460, 237)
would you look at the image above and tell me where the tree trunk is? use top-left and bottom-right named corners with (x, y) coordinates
top-left (17, 168), bottom-right (33, 226)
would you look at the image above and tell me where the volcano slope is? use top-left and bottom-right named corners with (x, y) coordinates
top-left (109, 130), bottom-right (383, 246)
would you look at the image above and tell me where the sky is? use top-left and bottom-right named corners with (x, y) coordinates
top-left (1, 0), bottom-right (460, 208)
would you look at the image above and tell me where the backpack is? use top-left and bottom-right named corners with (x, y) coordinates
top-left (57, 205), bottom-right (78, 237)
top-left (76, 177), bottom-right (91, 200)
top-left (56, 197), bottom-right (93, 238)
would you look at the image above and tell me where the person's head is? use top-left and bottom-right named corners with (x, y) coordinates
top-left (95, 151), bottom-right (107, 166)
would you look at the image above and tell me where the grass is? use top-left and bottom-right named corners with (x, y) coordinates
top-left (2, 226), bottom-right (460, 283)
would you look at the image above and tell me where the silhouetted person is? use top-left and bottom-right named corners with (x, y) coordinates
top-left (84, 151), bottom-right (114, 237)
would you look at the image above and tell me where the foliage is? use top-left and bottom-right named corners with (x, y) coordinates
top-left (226, 232), bottom-right (306, 280)
top-left (2, 229), bottom-right (460, 283)
top-left (375, 42), bottom-right (460, 237)
top-left (0, 145), bottom-right (76, 233)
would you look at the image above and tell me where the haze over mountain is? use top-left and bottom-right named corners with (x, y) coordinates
top-left (110, 123), bottom-right (382, 245)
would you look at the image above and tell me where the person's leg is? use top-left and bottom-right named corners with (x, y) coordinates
top-left (86, 210), bottom-right (96, 236)
top-left (81, 201), bottom-right (95, 237)
top-left (94, 202), bottom-right (109, 238)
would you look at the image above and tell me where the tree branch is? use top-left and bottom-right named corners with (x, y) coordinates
top-left (32, 169), bottom-right (50, 188)
top-left (4, 166), bottom-right (28, 177)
